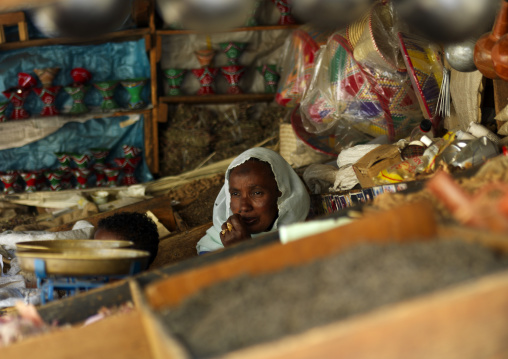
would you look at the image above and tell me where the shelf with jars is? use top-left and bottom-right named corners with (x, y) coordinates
top-left (152, 0), bottom-right (300, 122)
top-left (0, 0), bottom-right (159, 194)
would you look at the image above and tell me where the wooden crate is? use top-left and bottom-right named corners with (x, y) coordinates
top-left (145, 201), bottom-right (438, 310)
top-left (140, 201), bottom-right (508, 359)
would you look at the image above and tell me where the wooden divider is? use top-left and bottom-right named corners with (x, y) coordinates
top-left (47, 196), bottom-right (179, 233)
top-left (145, 201), bottom-right (438, 310)
top-left (1, 309), bottom-right (154, 359)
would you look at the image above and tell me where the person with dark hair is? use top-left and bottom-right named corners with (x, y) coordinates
top-left (94, 212), bottom-right (159, 268)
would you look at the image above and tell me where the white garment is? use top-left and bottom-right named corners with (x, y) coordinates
top-left (196, 147), bottom-right (311, 253)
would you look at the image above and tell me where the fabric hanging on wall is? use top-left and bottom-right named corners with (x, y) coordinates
top-left (0, 114), bottom-right (153, 183)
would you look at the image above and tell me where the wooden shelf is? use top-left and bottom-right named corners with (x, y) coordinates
top-left (0, 28), bottom-right (150, 51)
top-left (160, 93), bottom-right (275, 104)
top-left (88, 107), bottom-right (153, 119)
top-left (156, 24), bottom-right (300, 35)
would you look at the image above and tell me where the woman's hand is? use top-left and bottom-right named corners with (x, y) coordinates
top-left (220, 214), bottom-right (251, 247)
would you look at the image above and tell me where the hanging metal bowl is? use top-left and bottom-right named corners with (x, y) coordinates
top-left (17, 248), bottom-right (149, 276)
top-left (445, 38), bottom-right (478, 72)
top-left (16, 239), bottom-right (134, 252)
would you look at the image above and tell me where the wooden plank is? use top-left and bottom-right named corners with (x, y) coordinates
top-left (146, 30), bottom-right (160, 174)
top-left (1, 309), bottom-right (154, 359)
top-left (151, 109), bottom-right (160, 174)
top-left (143, 110), bottom-right (154, 173)
top-left (145, 201), bottom-right (438, 310)
top-left (493, 79), bottom-right (508, 131)
top-left (160, 93), bottom-right (275, 104)
top-left (0, 28), bottom-right (150, 51)
top-left (0, 0), bottom-right (58, 13)
top-left (157, 24), bottom-right (300, 35)
top-left (46, 196), bottom-right (177, 233)
top-left (219, 270), bottom-right (508, 359)
top-left (130, 280), bottom-right (191, 359)
top-left (158, 102), bottom-right (169, 123)
top-left (131, 0), bottom-right (151, 28)
top-left (150, 35), bottom-right (160, 105)
top-left (0, 11), bottom-right (25, 24)
top-left (149, 222), bottom-right (210, 270)
top-left (18, 20), bottom-right (28, 41)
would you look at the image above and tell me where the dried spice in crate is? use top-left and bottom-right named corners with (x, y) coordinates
top-left (161, 239), bottom-right (508, 358)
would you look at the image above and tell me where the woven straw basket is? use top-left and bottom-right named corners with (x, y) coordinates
top-left (353, 2), bottom-right (406, 72)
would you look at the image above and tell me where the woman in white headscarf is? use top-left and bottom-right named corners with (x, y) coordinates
top-left (196, 147), bottom-right (310, 254)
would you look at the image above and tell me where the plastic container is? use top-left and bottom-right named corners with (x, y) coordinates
top-left (410, 119), bottom-right (434, 141)
top-left (416, 136), bottom-right (445, 172)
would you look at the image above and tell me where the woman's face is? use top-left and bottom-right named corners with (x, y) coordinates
top-left (228, 160), bottom-right (281, 234)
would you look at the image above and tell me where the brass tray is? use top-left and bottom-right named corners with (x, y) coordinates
top-left (17, 248), bottom-right (149, 276)
top-left (16, 239), bottom-right (134, 251)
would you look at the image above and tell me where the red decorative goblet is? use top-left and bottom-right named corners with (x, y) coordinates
top-left (33, 86), bottom-right (61, 116)
top-left (2, 88), bottom-right (31, 120)
top-left (221, 65), bottom-right (246, 94)
top-left (104, 166), bottom-right (121, 187)
top-left (0, 171), bottom-right (18, 194)
top-left (93, 163), bottom-right (107, 187)
top-left (191, 67), bottom-right (219, 95)
top-left (19, 171), bottom-right (38, 193)
top-left (114, 157), bottom-right (142, 186)
top-left (272, 0), bottom-right (297, 25)
top-left (72, 168), bottom-right (91, 189)
top-left (35, 170), bottom-right (49, 191)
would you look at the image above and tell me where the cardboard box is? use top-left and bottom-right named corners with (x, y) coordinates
top-left (353, 144), bottom-right (402, 188)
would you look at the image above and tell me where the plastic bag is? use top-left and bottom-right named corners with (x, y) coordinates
top-left (276, 25), bottom-right (334, 108)
top-left (302, 164), bottom-right (338, 194)
top-left (299, 3), bottom-right (422, 152)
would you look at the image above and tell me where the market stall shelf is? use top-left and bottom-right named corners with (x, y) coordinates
top-left (160, 93), bottom-right (275, 104)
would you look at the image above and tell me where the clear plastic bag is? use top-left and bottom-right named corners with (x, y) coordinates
top-left (276, 25), bottom-right (334, 108)
top-left (299, 3), bottom-right (422, 153)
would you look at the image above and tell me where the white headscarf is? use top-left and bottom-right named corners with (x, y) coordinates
top-left (196, 147), bottom-right (310, 253)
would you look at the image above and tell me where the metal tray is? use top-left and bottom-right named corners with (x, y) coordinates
top-left (17, 248), bottom-right (149, 276)
top-left (16, 239), bottom-right (133, 251)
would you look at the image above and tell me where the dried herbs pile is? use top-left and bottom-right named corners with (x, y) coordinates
top-left (159, 103), bottom-right (285, 177)
top-left (161, 239), bottom-right (508, 358)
